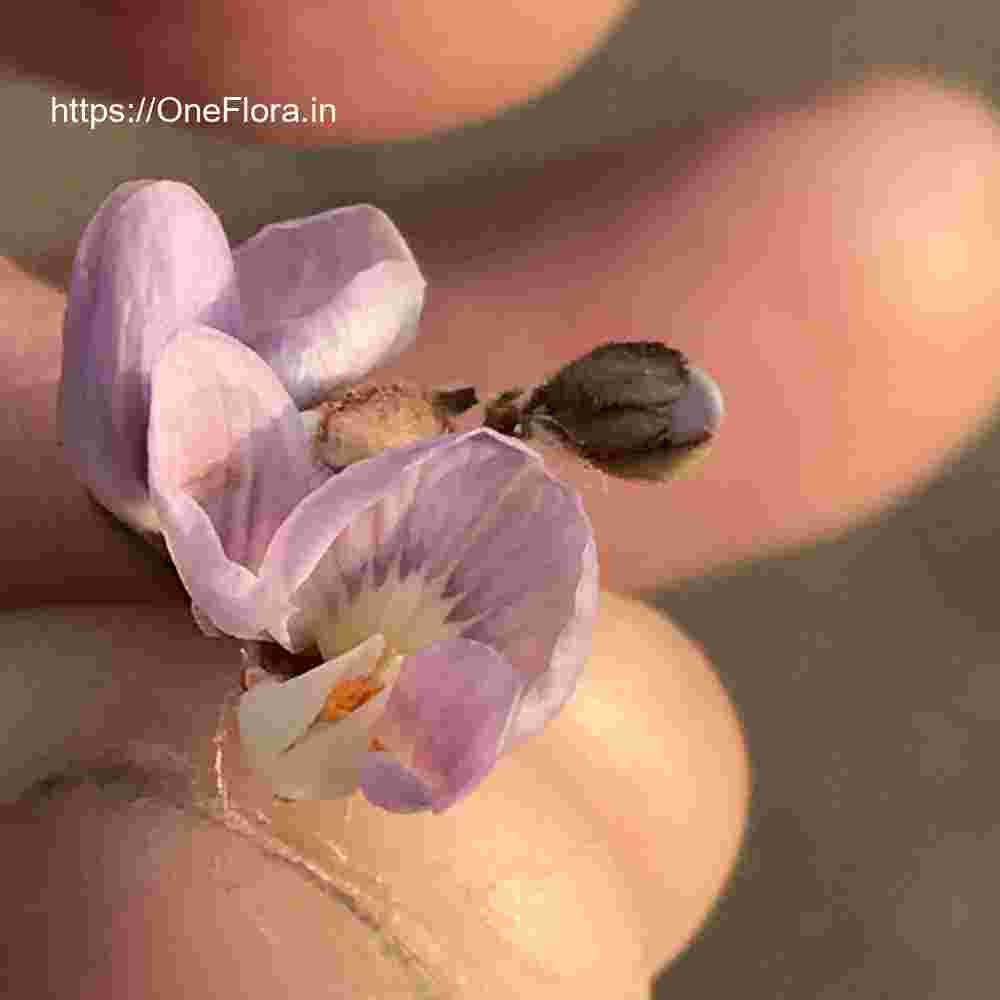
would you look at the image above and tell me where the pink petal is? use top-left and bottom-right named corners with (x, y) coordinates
top-left (424, 448), bottom-right (598, 748)
top-left (361, 638), bottom-right (522, 813)
top-left (232, 205), bottom-right (425, 408)
top-left (59, 180), bottom-right (240, 533)
top-left (491, 532), bottom-right (599, 749)
top-left (256, 432), bottom-right (471, 648)
top-left (148, 325), bottom-right (323, 638)
top-left (260, 430), bottom-right (597, 744)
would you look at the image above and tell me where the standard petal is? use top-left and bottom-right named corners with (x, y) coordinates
top-left (239, 634), bottom-right (389, 799)
top-left (148, 325), bottom-right (324, 637)
top-left (426, 444), bottom-right (597, 748)
top-left (232, 205), bottom-right (425, 408)
top-left (258, 429), bottom-right (596, 747)
top-left (499, 531), bottom-right (598, 747)
top-left (257, 431), bottom-right (472, 649)
top-left (361, 638), bottom-right (521, 813)
top-left (59, 180), bottom-right (240, 533)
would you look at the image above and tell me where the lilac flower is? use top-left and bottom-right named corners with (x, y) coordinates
top-left (60, 180), bottom-right (425, 537)
top-left (59, 181), bottom-right (598, 812)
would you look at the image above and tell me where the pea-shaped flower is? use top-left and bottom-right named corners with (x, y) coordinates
top-left (59, 181), bottom-right (598, 813)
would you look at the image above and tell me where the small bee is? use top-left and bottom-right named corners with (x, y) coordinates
top-left (485, 341), bottom-right (723, 482)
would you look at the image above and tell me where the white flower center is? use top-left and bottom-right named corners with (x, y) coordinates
top-left (310, 562), bottom-right (469, 664)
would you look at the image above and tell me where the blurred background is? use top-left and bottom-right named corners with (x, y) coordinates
top-left (4, 2), bottom-right (999, 996)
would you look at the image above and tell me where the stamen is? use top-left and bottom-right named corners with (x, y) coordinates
top-left (320, 676), bottom-right (384, 722)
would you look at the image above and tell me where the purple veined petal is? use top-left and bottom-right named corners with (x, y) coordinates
top-left (232, 204), bottom-right (426, 409)
top-left (426, 447), bottom-right (596, 730)
top-left (256, 431), bottom-right (478, 649)
top-left (256, 430), bottom-right (581, 650)
top-left (148, 325), bottom-right (324, 638)
top-left (257, 429), bottom-right (597, 750)
top-left (238, 634), bottom-right (392, 800)
top-left (59, 180), bottom-right (240, 534)
top-left (499, 532), bottom-right (598, 749)
top-left (362, 638), bottom-right (522, 813)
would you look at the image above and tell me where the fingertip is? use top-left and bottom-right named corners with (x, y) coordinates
top-left (5, 0), bottom-right (633, 143)
top-left (699, 75), bottom-right (1000, 548)
top-left (597, 75), bottom-right (1000, 585)
top-left (2, 781), bottom-right (413, 999)
top-left (390, 74), bottom-right (1000, 588)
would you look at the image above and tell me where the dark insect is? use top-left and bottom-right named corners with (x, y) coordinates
top-left (525, 341), bottom-right (702, 454)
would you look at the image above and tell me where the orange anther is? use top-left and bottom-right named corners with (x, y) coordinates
top-left (320, 676), bottom-right (384, 722)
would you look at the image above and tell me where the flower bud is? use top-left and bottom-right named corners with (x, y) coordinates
top-left (517, 342), bottom-right (724, 481)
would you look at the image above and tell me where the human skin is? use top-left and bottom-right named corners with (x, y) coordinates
top-left (0, 596), bottom-right (748, 999)
top-left (0, 236), bottom-right (750, 997)
top-left (385, 76), bottom-right (1000, 588)
top-left (3, 19), bottom-right (1000, 994)
top-left (0, 0), bottom-right (634, 142)
top-left (0, 243), bottom-right (748, 994)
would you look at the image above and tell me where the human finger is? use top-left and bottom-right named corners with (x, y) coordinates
top-left (0, 258), bottom-right (185, 608)
top-left (382, 75), bottom-right (1000, 590)
top-left (0, 0), bottom-right (632, 143)
top-left (0, 593), bottom-right (747, 997)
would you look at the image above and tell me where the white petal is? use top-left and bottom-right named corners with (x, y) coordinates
top-left (238, 633), bottom-right (385, 768)
top-left (266, 684), bottom-right (393, 800)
